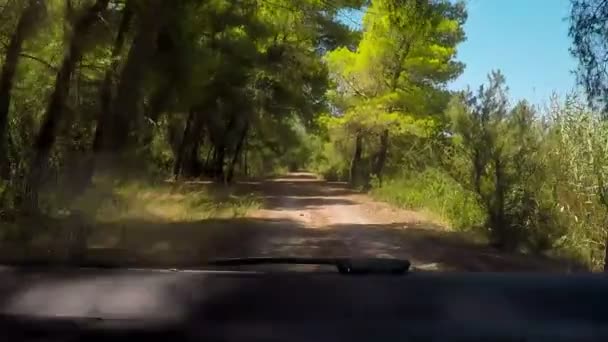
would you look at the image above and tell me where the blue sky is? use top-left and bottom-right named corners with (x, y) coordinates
top-left (449, 0), bottom-right (578, 106)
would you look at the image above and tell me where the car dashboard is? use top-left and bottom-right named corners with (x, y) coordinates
top-left (0, 266), bottom-right (607, 341)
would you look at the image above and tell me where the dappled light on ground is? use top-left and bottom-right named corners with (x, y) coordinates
top-left (0, 173), bottom-right (583, 272)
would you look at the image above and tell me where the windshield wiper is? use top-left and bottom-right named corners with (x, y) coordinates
top-left (205, 257), bottom-right (410, 275)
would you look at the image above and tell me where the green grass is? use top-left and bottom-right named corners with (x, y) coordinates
top-left (0, 179), bottom-right (261, 266)
top-left (71, 179), bottom-right (260, 222)
top-left (372, 169), bottom-right (486, 232)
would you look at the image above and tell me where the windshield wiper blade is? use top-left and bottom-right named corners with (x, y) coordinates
top-left (205, 257), bottom-right (410, 275)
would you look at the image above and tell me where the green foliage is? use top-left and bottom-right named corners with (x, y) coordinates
top-left (440, 72), bottom-right (608, 268)
top-left (322, 0), bottom-right (466, 186)
top-left (445, 71), bottom-right (564, 252)
top-left (0, 0), bottom-right (363, 212)
top-left (3, 0), bottom-right (608, 271)
top-left (310, 141), bottom-right (352, 181)
top-left (77, 180), bottom-right (260, 222)
top-left (570, 0), bottom-right (608, 111)
top-left (0, 178), bottom-right (261, 266)
top-left (544, 97), bottom-right (608, 268)
top-left (372, 169), bottom-right (486, 231)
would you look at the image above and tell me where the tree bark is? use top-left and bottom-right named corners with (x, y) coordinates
top-left (473, 150), bottom-right (483, 196)
top-left (491, 154), bottom-right (510, 250)
top-left (23, 0), bottom-right (109, 213)
top-left (185, 137), bottom-right (202, 177)
top-left (372, 129), bottom-right (389, 185)
top-left (173, 110), bottom-right (196, 180)
top-left (92, 2), bottom-right (133, 154)
top-left (86, 1), bottom-right (132, 182)
top-left (243, 137), bottom-right (249, 177)
top-left (227, 122), bottom-right (249, 183)
top-left (213, 145), bottom-right (226, 181)
top-left (211, 114), bottom-right (237, 182)
top-left (0, 0), bottom-right (42, 179)
top-left (243, 134), bottom-right (249, 175)
top-left (174, 108), bottom-right (207, 179)
top-left (350, 131), bottom-right (363, 185)
top-left (101, 0), bottom-right (167, 166)
top-left (203, 147), bottom-right (214, 176)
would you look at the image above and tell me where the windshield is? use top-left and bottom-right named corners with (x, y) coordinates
top-left (0, 0), bottom-right (603, 272)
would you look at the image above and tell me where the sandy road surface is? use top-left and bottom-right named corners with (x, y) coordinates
top-left (241, 173), bottom-right (571, 272)
top-left (251, 174), bottom-right (424, 227)
top-left (249, 173), bottom-right (430, 259)
top-left (0, 173), bottom-right (574, 272)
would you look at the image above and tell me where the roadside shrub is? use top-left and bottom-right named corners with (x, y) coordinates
top-left (309, 141), bottom-right (351, 181)
top-left (372, 168), bottom-right (486, 231)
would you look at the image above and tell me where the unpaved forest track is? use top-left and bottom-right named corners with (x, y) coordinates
top-left (236, 172), bottom-right (573, 272)
top-left (0, 172), bottom-right (576, 271)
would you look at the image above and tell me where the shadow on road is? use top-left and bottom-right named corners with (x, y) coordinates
top-left (0, 173), bottom-right (587, 273)
top-left (0, 216), bottom-right (584, 272)
top-left (261, 196), bottom-right (356, 210)
top-left (235, 178), bottom-right (357, 199)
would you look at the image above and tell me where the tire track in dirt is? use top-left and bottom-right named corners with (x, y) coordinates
top-left (241, 172), bottom-right (573, 272)
top-left (247, 172), bottom-right (444, 268)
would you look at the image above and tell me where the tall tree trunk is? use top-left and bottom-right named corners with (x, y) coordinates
top-left (372, 129), bottom-right (389, 185)
top-left (92, 2), bottom-right (133, 155)
top-left (212, 115), bottom-right (237, 182)
top-left (183, 113), bottom-right (206, 178)
top-left (473, 150), bottom-right (483, 195)
top-left (491, 154), bottom-right (509, 250)
top-left (174, 109), bottom-right (207, 179)
top-left (240, 135), bottom-right (248, 176)
top-left (211, 148), bottom-right (220, 177)
top-left (185, 137), bottom-right (202, 177)
top-left (173, 110), bottom-right (196, 180)
top-left (23, 0), bottom-right (109, 213)
top-left (227, 122), bottom-right (249, 183)
top-left (350, 131), bottom-right (363, 185)
top-left (204, 147), bottom-right (214, 176)
top-left (102, 0), bottom-right (167, 162)
top-left (243, 138), bottom-right (249, 177)
top-left (84, 1), bottom-right (133, 184)
top-left (0, 0), bottom-right (42, 179)
top-left (213, 145), bottom-right (226, 182)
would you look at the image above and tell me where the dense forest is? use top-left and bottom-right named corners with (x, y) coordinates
top-left (2, 0), bottom-right (608, 270)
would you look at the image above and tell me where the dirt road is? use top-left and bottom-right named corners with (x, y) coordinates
top-left (247, 172), bottom-right (432, 260)
top-left (238, 172), bottom-right (571, 272)
top-left (0, 172), bottom-right (574, 272)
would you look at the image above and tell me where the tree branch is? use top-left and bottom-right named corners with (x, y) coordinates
top-left (339, 75), bottom-right (369, 99)
top-left (18, 53), bottom-right (57, 71)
